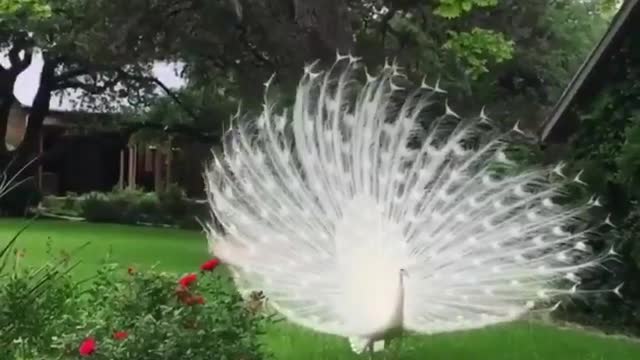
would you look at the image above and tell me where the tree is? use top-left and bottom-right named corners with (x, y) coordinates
top-left (171, 0), bottom-right (355, 101)
top-left (132, 0), bottom-right (612, 139)
top-left (1, 0), bottom-right (615, 169)
top-left (1, 0), bottom-right (175, 165)
top-left (347, 0), bottom-right (611, 126)
top-left (0, 0), bottom-right (50, 154)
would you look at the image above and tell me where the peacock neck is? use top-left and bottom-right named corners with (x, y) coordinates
top-left (393, 269), bottom-right (407, 327)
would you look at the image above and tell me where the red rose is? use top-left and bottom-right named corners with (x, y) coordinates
top-left (79, 337), bottom-right (96, 357)
top-left (200, 258), bottom-right (221, 272)
top-left (113, 331), bottom-right (128, 341)
top-left (178, 273), bottom-right (197, 288)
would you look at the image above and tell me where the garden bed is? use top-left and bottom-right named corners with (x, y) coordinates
top-left (38, 186), bottom-right (210, 230)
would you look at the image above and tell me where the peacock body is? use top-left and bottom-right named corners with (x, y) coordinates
top-left (204, 56), bottom-right (618, 354)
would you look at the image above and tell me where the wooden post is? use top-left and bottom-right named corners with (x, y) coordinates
top-left (153, 148), bottom-right (162, 192)
top-left (37, 132), bottom-right (43, 190)
top-left (166, 139), bottom-right (172, 191)
top-left (144, 146), bottom-right (153, 172)
top-left (118, 150), bottom-right (125, 190)
top-left (128, 145), bottom-right (137, 190)
top-left (132, 145), bottom-right (137, 189)
top-left (127, 146), bottom-right (133, 189)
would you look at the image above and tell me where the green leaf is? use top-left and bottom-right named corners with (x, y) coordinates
top-left (435, 0), bottom-right (499, 19)
top-left (443, 28), bottom-right (514, 78)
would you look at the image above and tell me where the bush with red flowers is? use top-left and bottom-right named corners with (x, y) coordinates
top-left (2, 230), bottom-right (269, 360)
top-left (50, 260), bottom-right (269, 360)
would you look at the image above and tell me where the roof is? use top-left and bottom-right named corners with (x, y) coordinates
top-left (540, 0), bottom-right (640, 143)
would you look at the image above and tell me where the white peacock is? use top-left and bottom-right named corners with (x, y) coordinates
top-left (204, 55), bottom-right (621, 356)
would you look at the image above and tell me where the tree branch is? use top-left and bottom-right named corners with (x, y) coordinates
top-left (8, 46), bottom-right (22, 68)
top-left (151, 77), bottom-right (200, 123)
top-left (53, 75), bottom-right (121, 93)
top-left (119, 71), bottom-right (200, 124)
top-left (7, 39), bottom-right (33, 73)
top-left (235, 23), bottom-right (275, 68)
top-left (379, 6), bottom-right (398, 43)
top-left (55, 67), bottom-right (91, 82)
top-left (19, 48), bottom-right (33, 71)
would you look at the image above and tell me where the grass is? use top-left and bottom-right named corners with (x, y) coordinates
top-left (1, 217), bottom-right (639, 359)
top-left (0, 217), bottom-right (210, 279)
top-left (267, 322), bottom-right (640, 360)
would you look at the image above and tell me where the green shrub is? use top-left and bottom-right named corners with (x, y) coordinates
top-left (158, 184), bottom-right (188, 221)
top-left (47, 186), bottom-right (205, 229)
top-left (0, 225), bottom-right (83, 359)
top-left (0, 267), bottom-right (80, 359)
top-left (135, 192), bottom-right (164, 224)
top-left (1, 228), bottom-right (269, 359)
top-left (553, 33), bottom-right (640, 334)
top-left (177, 200), bottom-right (208, 230)
top-left (41, 196), bottom-right (82, 217)
top-left (52, 265), bottom-right (269, 360)
top-left (80, 192), bottom-right (125, 223)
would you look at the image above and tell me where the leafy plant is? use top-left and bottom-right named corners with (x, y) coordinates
top-left (56, 187), bottom-right (205, 229)
top-left (444, 28), bottom-right (514, 79)
top-left (50, 262), bottom-right (270, 360)
top-left (556, 31), bottom-right (640, 334)
top-left (158, 184), bottom-right (188, 221)
top-left (0, 219), bottom-right (84, 359)
top-left (434, 0), bottom-right (498, 19)
top-left (1, 215), bottom-right (269, 359)
top-left (80, 192), bottom-right (127, 223)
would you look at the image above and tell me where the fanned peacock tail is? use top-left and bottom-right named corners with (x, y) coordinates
top-left (204, 55), bottom-right (620, 338)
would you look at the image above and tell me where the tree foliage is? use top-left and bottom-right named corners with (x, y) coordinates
top-left (1, 0), bottom-right (614, 152)
top-left (133, 0), bottom-right (611, 132)
top-left (444, 28), bottom-right (514, 79)
top-left (434, 0), bottom-right (498, 18)
top-left (0, 0), bottom-right (173, 162)
top-left (555, 31), bottom-right (640, 335)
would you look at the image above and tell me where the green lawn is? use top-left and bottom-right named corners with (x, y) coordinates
top-left (267, 322), bottom-right (640, 360)
top-left (0, 218), bottom-right (210, 279)
top-left (1, 218), bottom-right (639, 359)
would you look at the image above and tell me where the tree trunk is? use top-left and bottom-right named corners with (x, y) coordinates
top-left (0, 95), bottom-right (14, 155)
top-left (0, 70), bottom-right (19, 155)
top-left (235, 0), bottom-right (354, 99)
top-left (1, 42), bottom-right (33, 156)
top-left (18, 57), bottom-right (56, 159)
top-left (293, 0), bottom-right (353, 60)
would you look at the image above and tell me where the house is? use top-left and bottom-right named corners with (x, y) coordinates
top-left (5, 58), bottom-right (218, 198)
top-left (540, 0), bottom-right (640, 145)
top-left (6, 102), bottom-right (217, 198)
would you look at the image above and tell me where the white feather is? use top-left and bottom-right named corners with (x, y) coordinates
top-left (204, 59), bottom-right (612, 349)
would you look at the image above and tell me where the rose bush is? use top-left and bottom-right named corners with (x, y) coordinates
top-left (1, 230), bottom-right (270, 360)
